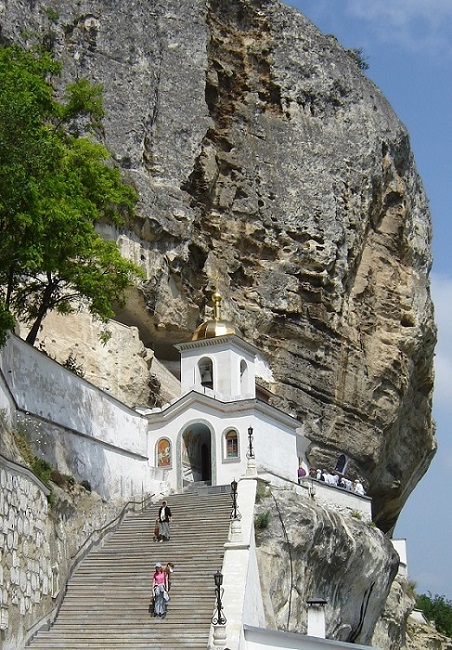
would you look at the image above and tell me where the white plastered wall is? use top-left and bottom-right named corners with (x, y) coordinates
top-left (178, 338), bottom-right (257, 401)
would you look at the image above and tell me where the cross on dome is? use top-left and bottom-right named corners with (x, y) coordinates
top-left (191, 290), bottom-right (243, 341)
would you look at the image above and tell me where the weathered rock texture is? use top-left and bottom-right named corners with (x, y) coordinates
top-left (0, 0), bottom-right (436, 534)
top-left (405, 619), bottom-right (452, 650)
top-left (21, 311), bottom-right (156, 409)
top-left (254, 487), bottom-right (400, 645)
top-left (373, 579), bottom-right (452, 650)
top-left (371, 575), bottom-right (415, 649)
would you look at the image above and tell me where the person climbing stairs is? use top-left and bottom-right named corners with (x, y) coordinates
top-left (27, 491), bottom-right (232, 649)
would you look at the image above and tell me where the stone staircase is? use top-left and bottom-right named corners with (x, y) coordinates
top-left (28, 491), bottom-right (232, 649)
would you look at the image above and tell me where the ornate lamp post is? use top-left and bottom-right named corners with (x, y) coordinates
top-left (245, 425), bottom-right (256, 476)
top-left (230, 479), bottom-right (240, 520)
top-left (229, 479), bottom-right (242, 542)
top-left (246, 426), bottom-right (254, 459)
top-left (212, 570), bottom-right (227, 625)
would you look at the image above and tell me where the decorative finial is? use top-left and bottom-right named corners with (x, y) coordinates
top-left (212, 290), bottom-right (222, 321)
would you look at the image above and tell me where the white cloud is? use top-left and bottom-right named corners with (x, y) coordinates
top-left (346, 0), bottom-right (452, 57)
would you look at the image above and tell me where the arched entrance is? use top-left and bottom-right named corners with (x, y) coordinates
top-left (181, 423), bottom-right (212, 487)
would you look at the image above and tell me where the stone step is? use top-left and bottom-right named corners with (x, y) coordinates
top-left (27, 492), bottom-right (231, 648)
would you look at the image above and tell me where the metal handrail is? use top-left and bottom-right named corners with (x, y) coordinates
top-left (26, 493), bottom-right (155, 645)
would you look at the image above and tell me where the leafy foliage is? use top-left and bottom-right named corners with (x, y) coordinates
top-left (32, 457), bottom-right (53, 487)
top-left (12, 428), bottom-right (36, 468)
top-left (62, 353), bottom-right (85, 377)
top-left (347, 47), bottom-right (369, 70)
top-left (0, 44), bottom-right (142, 346)
top-left (12, 428), bottom-right (81, 504)
top-left (255, 511), bottom-right (271, 530)
top-left (416, 592), bottom-right (452, 637)
top-left (0, 303), bottom-right (14, 348)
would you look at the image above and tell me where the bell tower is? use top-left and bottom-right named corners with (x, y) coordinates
top-left (176, 292), bottom-right (257, 401)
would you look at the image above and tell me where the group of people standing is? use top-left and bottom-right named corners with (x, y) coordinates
top-left (299, 466), bottom-right (366, 495)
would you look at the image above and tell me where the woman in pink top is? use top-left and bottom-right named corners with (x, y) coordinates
top-left (152, 563), bottom-right (169, 617)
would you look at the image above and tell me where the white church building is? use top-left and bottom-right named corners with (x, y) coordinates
top-left (144, 291), bottom-right (310, 492)
top-left (0, 293), bottom-right (383, 649)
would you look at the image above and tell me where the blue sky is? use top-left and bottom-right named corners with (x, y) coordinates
top-left (284, 0), bottom-right (452, 598)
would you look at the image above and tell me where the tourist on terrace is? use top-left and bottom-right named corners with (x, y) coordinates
top-left (353, 479), bottom-right (365, 496)
top-left (297, 466), bottom-right (307, 483)
top-left (323, 470), bottom-right (336, 485)
top-left (342, 477), bottom-right (353, 490)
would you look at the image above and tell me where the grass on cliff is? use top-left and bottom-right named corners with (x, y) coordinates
top-left (255, 511), bottom-right (271, 530)
top-left (12, 429), bottom-right (78, 503)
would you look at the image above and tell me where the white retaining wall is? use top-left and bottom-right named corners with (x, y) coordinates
top-left (391, 539), bottom-right (407, 578)
top-left (243, 625), bottom-right (379, 650)
top-left (0, 360), bottom-right (15, 430)
top-left (0, 335), bottom-right (166, 500)
top-left (299, 478), bottom-right (372, 521)
top-left (0, 452), bottom-right (149, 650)
top-left (0, 457), bottom-right (52, 650)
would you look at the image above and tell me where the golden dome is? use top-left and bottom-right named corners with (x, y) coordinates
top-left (191, 291), bottom-right (242, 341)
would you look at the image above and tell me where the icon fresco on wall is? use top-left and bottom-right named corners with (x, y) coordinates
top-left (157, 438), bottom-right (171, 467)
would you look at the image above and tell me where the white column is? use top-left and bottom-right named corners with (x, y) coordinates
top-left (307, 598), bottom-right (327, 638)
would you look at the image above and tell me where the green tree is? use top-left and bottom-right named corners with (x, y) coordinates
top-left (417, 592), bottom-right (452, 637)
top-left (0, 44), bottom-right (142, 346)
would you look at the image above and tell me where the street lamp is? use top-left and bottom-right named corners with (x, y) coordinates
top-left (212, 570), bottom-right (227, 625)
top-left (230, 479), bottom-right (241, 520)
top-left (246, 426), bottom-right (254, 459)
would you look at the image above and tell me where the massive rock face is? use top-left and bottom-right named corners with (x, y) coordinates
top-left (0, 0), bottom-right (436, 532)
top-left (255, 487), bottom-right (400, 645)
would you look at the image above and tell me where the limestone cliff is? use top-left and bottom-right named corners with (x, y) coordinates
top-left (405, 619), bottom-right (452, 650)
top-left (371, 575), bottom-right (415, 649)
top-left (372, 579), bottom-right (452, 650)
top-left (255, 486), bottom-right (400, 645)
top-left (0, 0), bottom-right (436, 536)
top-left (254, 485), bottom-right (451, 649)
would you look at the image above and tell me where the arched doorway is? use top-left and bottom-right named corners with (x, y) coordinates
top-left (181, 423), bottom-right (212, 487)
top-left (335, 453), bottom-right (348, 474)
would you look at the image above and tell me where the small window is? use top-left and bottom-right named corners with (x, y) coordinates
top-left (225, 430), bottom-right (239, 459)
top-left (240, 359), bottom-right (248, 394)
top-left (335, 453), bottom-right (348, 474)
